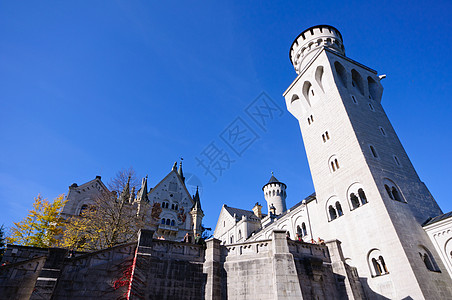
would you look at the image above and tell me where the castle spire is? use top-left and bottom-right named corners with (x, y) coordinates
top-left (178, 159), bottom-right (185, 183)
top-left (119, 175), bottom-right (131, 203)
top-left (192, 186), bottom-right (202, 211)
top-left (137, 175), bottom-right (149, 203)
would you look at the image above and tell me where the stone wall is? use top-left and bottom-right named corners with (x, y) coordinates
top-left (0, 230), bottom-right (364, 299)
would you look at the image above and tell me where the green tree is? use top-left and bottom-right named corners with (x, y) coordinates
top-left (7, 194), bottom-right (67, 247)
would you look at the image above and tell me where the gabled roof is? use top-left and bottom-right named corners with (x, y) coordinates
top-left (147, 168), bottom-right (194, 207)
top-left (223, 205), bottom-right (264, 222)
top-left (423, 211), bottom-right (452, 226)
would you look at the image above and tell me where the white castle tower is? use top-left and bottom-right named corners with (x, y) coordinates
top-left (283, 25), bottom-right (452, 299)
top-left (262, 173), bottom-right (287, 216)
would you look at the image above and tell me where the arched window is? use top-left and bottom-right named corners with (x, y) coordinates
top-left (350, 193), bottom-right (360, 209)
top-left (238, 230), bottom-right (242, 240)
top-left (79, 204), bottom-right (89, 216)
top-left (329, 205), bottom-right (337, 220)
top-left (277, 190), bottom-right (280, 196)
top-left (336, 202), bottom-right (343, 216)
top-left (230, 236), bottom-right (234, 244)
top-left (273, 190), bottom-right (275, 196)
top-left (358, 189), bottom-right (367, 205)
top-left (166, 219), bottom-right (170, 225)
top-left (175, 204), bottom-right (178, 210)
top-left (351, 69), bottom-right (364, 95)
top-left (329, 156), bottom-right (340, 173)
top-left (372, 258), bottom-right (382, 276)
top-left (335, 159), bottom-right (340, 170)
top-left (296, 225), bottom-right (302, 235)
top-left (368, 249), bottom-right (389, 277)
top-left (331, 161), bottom-right (336, 172)
top-left (334, 61), bottom-right (347, 87)
top-left (171, 204), bottom-right (175, 210)
top-left (302, 223), bottom-right (307, 236)
top-left (383, 179), bottom-right (405, 202)
top-left (161, 218), bottom-right (165, 224)
top-left (419, 246), bottom-right (440, 272)
top-left (170, 220), bottom-right (175, 226)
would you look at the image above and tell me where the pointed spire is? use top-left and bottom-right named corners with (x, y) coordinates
top-left (129, 186), bottom-right (136, 203)
top-left (172, 161), bottom-right (177, 171)
top-left (119, 175), bottom-right (131, 203)
top-left (178, 159), bottom-right (185, 183)
top-left (137, 175), bottom-right (149, 203)
top-left (192, 186), bottom-right (202, 211)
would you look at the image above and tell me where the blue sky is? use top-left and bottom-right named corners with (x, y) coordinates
top-left (1, 1), bottom-right (451, 233)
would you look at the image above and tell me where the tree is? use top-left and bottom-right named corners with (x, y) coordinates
top-left (61, 168), bottom-right (150, 251)
top-left (7, 194), bottom-right (66, 247)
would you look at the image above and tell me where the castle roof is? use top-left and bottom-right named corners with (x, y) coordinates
top-left (262, 173), bottom-right (287, 190)
top-left (423, 211), bottom-right (452, 226)
top-left (223, 205), bottom-right (264, 221)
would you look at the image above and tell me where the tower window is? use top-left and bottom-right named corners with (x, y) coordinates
top-left (302, 223), bottom-right (307, 236)
top-left (379, 127), bottom-right (386, 136)
top-left (394, 155), bottom-right (401, 166)
top-left (170, 220), bottom-right (175, 226)
top-left (350, 193), bottom-right (360, 209)
top-left (336, 201), bottom-right (343, 216)
top-left (307, 115), bottom-right (314, 125)
top-left (166, 219), bottom-right (170, 225)
top-left (369, 103), bottom-right (375, 111)
top-left (368, 249), bottom-right (389, 277)
top-left (351, 95), bottom-right (357, 104)
top-left (370, 145), bottom-right (378, 158)
top-left (419, 246), bottom-right (440, 272)
top-left (358, 188), bottom-right (367, 205)
top-left (335, 159), bottom-right (340, 169)
top-left (329, 156), bottom-right (340, 173)
top-left (161, 218), bottom-right (166, 224)
top-left (383, 180), bottom-right (405, 202)
top-left (329, 205), bottom-right (337, 220)
top-left (322, 131), bottom-right (330, 143)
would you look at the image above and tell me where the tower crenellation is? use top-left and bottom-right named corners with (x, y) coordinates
top-left (290, 25), bottom-right (345, 74)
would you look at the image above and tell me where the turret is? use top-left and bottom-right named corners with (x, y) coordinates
top-left (262, 173), bottom-right (287, 215)
top-left (290, 25), bottom-right (344, 74)
top-left (190, 186), bottom-right (204, 236)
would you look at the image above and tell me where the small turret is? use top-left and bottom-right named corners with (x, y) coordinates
top-left (262, 172), bottom-right (287, 216)
top-left (252, 202), bottom-right (263, 219)
top-left (190, 186), bottom-right (204, 236)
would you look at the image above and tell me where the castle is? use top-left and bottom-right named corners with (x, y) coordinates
top-left (1, 25), bottom-right (452, 299)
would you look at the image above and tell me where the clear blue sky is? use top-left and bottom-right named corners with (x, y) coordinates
top-left (1, 1), bottom-right (451, 233)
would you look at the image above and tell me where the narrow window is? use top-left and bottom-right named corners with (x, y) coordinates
top-left (322, 134), bottom-right (326, 142)
top-left (369, 103), bottom-right (375, 111)
top-left (230, 236), bottom-right (234, 243)
top-left (166, 219), bottom-right (170, 225)
top-left (238, 230), bottom-right (242, 239)
top-left (379, 256), bottom-right (388, 273)
top-left (171, 204), bottom-right (175, 210)
top-left (358, 188), bottom-right (367, 204)
top-left (372, 258), bottom-right (382, 276)
top-left (350, 193), bottom-right (360, 209)
top-left (329, 205), bottom-right (337, 220)
top-left (325, 131), bottom-right (330, 140)
top-left (392, 187), bottom-right (402, 202)
top-left (394, 155), bottom-right (400, 166)
top-left (302, 223), bottom-right (307, 236)
top-left (379, 127), bottom-right (386, 136)
top-left (385, 185), bottom-right (394, 200)
top-left (175, 204), bottom-right (178, 210)
top-left (311, 89), bottom-right (315, 96)
top-left (170, 220), bottom-right (175, 226)
top-left (311, 115), bottom-right (314, 122)
top-left (335, 159), bottom-right (340, 169)
top-left (273, 190), bottom-right (275, 196)
top-left (308, 118), bottom-right (311, 125)
top-left (296, 225), bottom-right (302, 235)
top-left (370, 146), bottom-right (378, 158)
top-left (161, 218), bottom-right (165, 224)
top-left (336, 202), bottom-right (343, 216)
top-left (331, 161), bottom-right (336, 172)
top-left (351, 95), bottom-right (357, 104)
top-left (223, 221), bottom-right (225, 227)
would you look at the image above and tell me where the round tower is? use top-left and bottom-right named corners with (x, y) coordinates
top-left (262, 173), bottom-right (287, 216)
top-left (289, 25), bottom-right (344, 74)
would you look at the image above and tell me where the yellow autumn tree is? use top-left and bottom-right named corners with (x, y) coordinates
top-left (60, 168), bottom-right (150, 251)
top-left (7, 194), bottom-right (67, 248)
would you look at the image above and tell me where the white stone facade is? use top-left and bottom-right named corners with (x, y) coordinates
top-left (214, 25), bottom-right (452, 299)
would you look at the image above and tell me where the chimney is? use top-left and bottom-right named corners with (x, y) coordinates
top-left (252, 202), bottom-right (263, 218)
